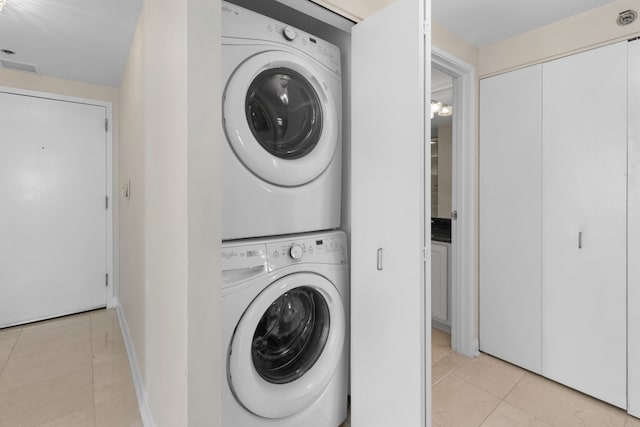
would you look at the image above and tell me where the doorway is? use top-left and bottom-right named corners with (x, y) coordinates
top-left (430, 48), bottom-right (476, 359)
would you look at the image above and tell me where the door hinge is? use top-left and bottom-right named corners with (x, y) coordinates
top-left (423, 246), bottom-right (430, 262)
top-left (105, 273), bottom-right (109, 287)
top-left (451, 210), bottom-right (458, 220)
top-left (105, 196), bottom-right (109, 209)
top-left (422, 21), bottom-right (430, 36)
top-left (105, 118), bottom-right (109, 132)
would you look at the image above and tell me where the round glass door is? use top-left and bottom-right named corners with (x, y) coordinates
top-left (223, 51), bottom-right (339, 187)
top-left (252, 286), bottom-right (330, 384)
top-left (228, 273), bottom-right (345, 419)
top-left (246, 68), bottom-right (323, 160)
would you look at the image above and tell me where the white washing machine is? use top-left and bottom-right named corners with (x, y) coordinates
top-left (221, 231), bottom-right (349, 426)
top-left (222, 2), bottom-right (343, 240)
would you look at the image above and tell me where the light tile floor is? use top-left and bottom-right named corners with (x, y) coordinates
top-left (3, 313), bottom-right (639, 427)
top-left (0, 309), bottom-right (141, 427)
top-left (431, 328), bottom-right (640, 427)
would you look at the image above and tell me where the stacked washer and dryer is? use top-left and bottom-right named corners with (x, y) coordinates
top-left (221, 2), bottom-right (348, 426)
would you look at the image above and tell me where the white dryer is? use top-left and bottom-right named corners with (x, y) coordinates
top-left (221, 231), bottom-right (349, 427)
top-left (222, 2), bottom-right (343, 240)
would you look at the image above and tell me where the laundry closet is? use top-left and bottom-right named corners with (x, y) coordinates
top-left (221, 0), bottom-right (431, 425)
top-left (479, 38), bottom-right (640, 417)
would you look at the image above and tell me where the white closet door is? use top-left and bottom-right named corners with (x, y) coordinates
top-left (0, 92), bottom-right (107, 327)
top-left (629, 38), bottom-right (640, 418)
top-left (351, 0), bottom-right (429, 425)
top-left (542, 42), bottom-right (627, 408)
top-left (479, 64), bottom-right (542, 374)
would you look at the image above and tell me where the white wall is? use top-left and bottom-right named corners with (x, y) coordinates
top-left (186, 0), bottom-right (222, 425)
top-left (478, 0), bottom-right (640, 76)
top-left (436, 123), bottom-right (452, 219)
top-left (118, 9), bottom-right (147, 388)
top-left (118, 0), bottom-right (221, 425)
top-left (310, 0), bottom-right (393, 21)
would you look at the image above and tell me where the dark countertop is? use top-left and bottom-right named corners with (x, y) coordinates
top-left (432, 236), bottom-right (451, 243)
top-left (431, 217), bottom-right (451, 243)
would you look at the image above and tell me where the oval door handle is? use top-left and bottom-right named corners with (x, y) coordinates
top-left (377, 248), bottom-right (383, 271)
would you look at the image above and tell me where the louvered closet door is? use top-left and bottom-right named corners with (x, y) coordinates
top-left (541, 41), bottom-right (627, 409)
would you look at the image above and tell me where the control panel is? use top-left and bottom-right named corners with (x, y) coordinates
top-left (266, 233), bottom-right (347, 271)
top-left (222, 2), bottom-right (341, 77)
top-left (222, 232), bottom-right (347, 276)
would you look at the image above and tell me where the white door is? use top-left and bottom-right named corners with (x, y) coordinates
top-left (542, 42), bottom-right (627, 408)
top-left (0, 91), bottom-right (108, 327)
top-left (350, 0), bottom-right (430, 425)
top-left (479, 64), bottom-right (542, 374)
top-left (628, 38), bottom-right (640, 418)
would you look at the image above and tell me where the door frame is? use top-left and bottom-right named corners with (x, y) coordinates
top-left (431, 48), bottom-right (477, 357)
top-left (0, 85), bottom-right (115, 309)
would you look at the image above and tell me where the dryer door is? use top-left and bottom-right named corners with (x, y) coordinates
top-left (223, 50), bottom-right (339, 187)
top-left (228, 272), bottom-right (345, 419)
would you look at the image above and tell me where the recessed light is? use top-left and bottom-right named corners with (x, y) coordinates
top-left (1, 49), bottom-right (15, 55)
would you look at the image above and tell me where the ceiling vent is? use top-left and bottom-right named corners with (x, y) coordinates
top-left (617, 9), bottom-right (637, 26)
top-left (0, 59), bottom-right (37, 73)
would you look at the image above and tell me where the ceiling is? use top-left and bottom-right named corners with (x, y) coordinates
top-left (0, 0), bottom-right (622, 87)
top-left (432, 0), bottom-right (618, 47)
top-left (0, 0), bottom-right (142, 87)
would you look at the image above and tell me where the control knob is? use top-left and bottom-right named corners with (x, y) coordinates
top-left (289, 244), bottom-right (303, 260)
top-left (283, 26), bottom-right (297, 41)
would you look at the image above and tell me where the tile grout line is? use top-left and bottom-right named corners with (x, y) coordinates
top-left (90, 313), bottom-right (98, 427)
top-left (0, 327), bottom-right (23, 383)
top-left (501, 369), bottom-right (528, 401)
top-left (474, 372), bottom-right (529, 427)
top-left (476, 397), bottom-right (502, 427)
top-left (432, 353), bottom-right (472, 388)
top-left (500, 373), bottom-right (555, 426)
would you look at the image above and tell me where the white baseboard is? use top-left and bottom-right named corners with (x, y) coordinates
top-left (115, 300), bottom-right (156, 427)
top-left (471, 339), bottom-right (480, 357)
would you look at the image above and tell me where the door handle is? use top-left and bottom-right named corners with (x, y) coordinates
top-left (377, 248), bottom-right (383, 271)
top-left (578, 231), bottom-right (583, 249)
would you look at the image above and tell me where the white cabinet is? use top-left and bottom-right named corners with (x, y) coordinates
top-left (541, 41), bottom-right (628, 409)
top-left (480, 41), bottom-right (630, 409)
top-left (628, 39), bottom-right (640, 418)
top-left (431, 242), bottom-right (449, 327)
top-left (479, 64), bottom-right (542, 374)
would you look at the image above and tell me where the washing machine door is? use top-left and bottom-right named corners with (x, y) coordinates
top-left (223, 50), bottom-right (339, 187)
top-left (227, 272), bottom-right (345, 419)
